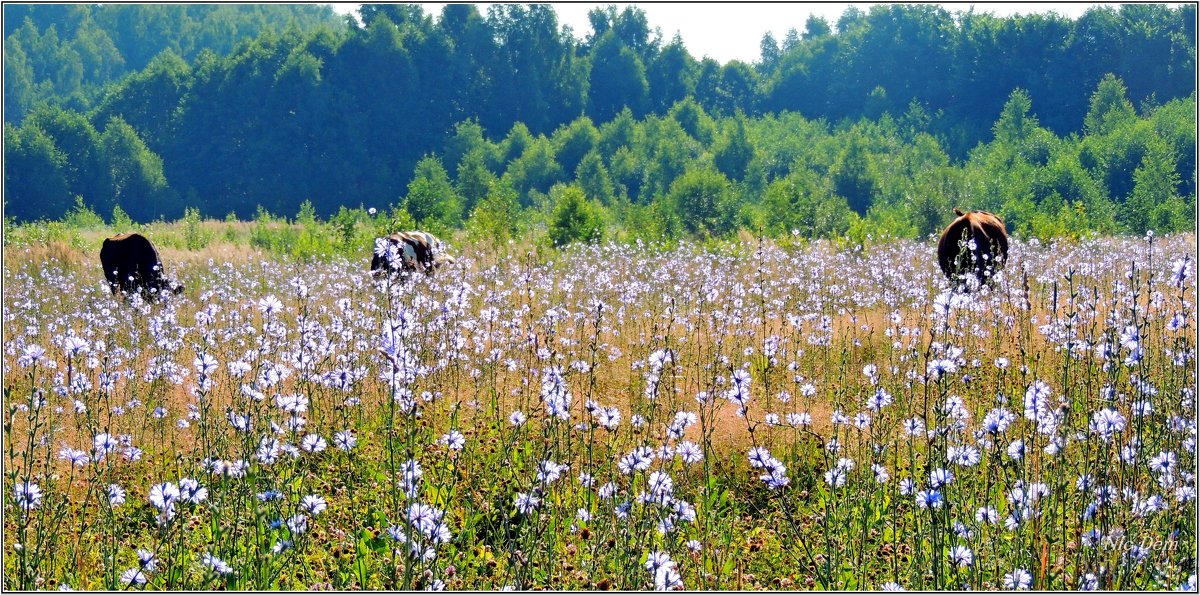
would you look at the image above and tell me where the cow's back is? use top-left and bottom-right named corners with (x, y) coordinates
top-left (101, 233), bottom-right (163, 293)
top-left (395, 231), bottom-right (434, 267)
top-left (938, 210), bottom-right (1009, 282)
top-left (937, 217), bottom-right (969, 279)
top-left (372, 230), bottom-right (452, 277)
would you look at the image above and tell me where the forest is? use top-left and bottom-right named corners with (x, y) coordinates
top-left (2, 3), bottom-right (1195, 242)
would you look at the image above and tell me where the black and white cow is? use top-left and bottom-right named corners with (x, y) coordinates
top-left (371, 231), bottom-right (455, 277)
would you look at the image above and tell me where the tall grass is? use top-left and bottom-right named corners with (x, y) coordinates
top-left (2, 226), bottom-right (1194, 590)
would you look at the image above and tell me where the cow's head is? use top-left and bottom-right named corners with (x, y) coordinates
top-left (430, 253), bottom-right (456, 274)
top-left (150, 276), bottom-right (183, 297)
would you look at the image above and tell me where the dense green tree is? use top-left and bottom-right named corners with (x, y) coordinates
top-left (575, 150), bottom-right (615, 205)
top-left (587, 30), bottom-right (649, 122)
top-left (505, 137), bottom-right (563, 206)
top-left (24, 105), bottom-right (111, 213)
top-left (584, 5), bottom-right (657, 60)
top-left (3, 35), bottom-right (37, 118)
top-left (639, 116), bottom-right (696, 201)
top-left (993, 89), bottom-right (1039, 144)
top-left (712, 115), bottom-right (755, 181)
top-left (830, 133), bottom-right (880, 215)
top-left (487, 4), bottom-right (584, 134)
top-left (1147, 96), bottom-right (1196, 199)
top-left (439, 4), bottom-right (499, 123)
top-left (548, 184), bottom-right (605, 247)
top-left (552, 116), bottom-right (600, 176)
top-left (467, 176), bottom-right (523, 245)
top-left (1085, 73), bottom-right (1137, 136)
top-left (3, 122), bottom-right (73, 221)
top-left (695, 59), bottom-right (759, 116)
top-left (405, 155), bottom-right (461, 229)
top-left (597, 108), bottom-right (639, 156)
top-left (3, 4), bottom-right (339, 124)
top-left (667, 167), bottom-right (734, 237)
top-left (759, 32), bottom-right (780, 72)
top-left (668, 98), bottom-right (716, 144)
top-left (358, 4), bottom-right (431, 29)
top-left (92, 50), bottom-right (190, 152)
top-left (607, 146), bottom-right (641, 203)
top-left (645, 35), bottom-right (696, 114)
top-left (803, 16), bottom-right (831, 40)
top-left (1, 2), bottom-right (1194, 238)
top-left (99, 115), bottom-right (177, 221)
top-left (1081, 118), bottom-right (1157, 203)
top-left (500, 122), bottom-right (535, 167)
top-left (456, 148), bottom-right (497, 218)
top-left (443, 119), bottom-right (495, 174)
top-left (1124, 138), bottom-right (1188, 233)
top-left (762, 168), bottom-right (850, 237)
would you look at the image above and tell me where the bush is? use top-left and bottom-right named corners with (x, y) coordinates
top-left (667, 167), bottom-right (735, 238)
top-left (183, 207), bottom-right (213, 250)
top-left (548, 185), bottom-right (605, 247)
top-left (250, 206), bottom-right (296, 254)
top-left (63, 196), bottom-right (105, 229)
top-left (110, 205), bottom-right (135, 232)
top-left (466, 178), bottom-right (523, 247)
top-left (330, 206), bottom-right (369, 255)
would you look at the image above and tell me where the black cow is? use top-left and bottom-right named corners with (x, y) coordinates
top-left (99, 233), bottom-right (183, 299)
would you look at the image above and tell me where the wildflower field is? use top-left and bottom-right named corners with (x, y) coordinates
top-left (2, 232), bottom-right (1196, 591)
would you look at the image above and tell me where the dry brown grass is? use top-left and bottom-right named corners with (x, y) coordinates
top-left (4, 227), bottom-right (1194, 477)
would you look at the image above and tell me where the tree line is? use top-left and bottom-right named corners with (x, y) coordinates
top-left (4, 4), bottom-right (341, 123)
top-left (2, 3), bottom-right (1195, 242)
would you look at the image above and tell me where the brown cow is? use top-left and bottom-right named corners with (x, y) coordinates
top-left (937, 208), bottom-right (1009, 286)
top-left (99, 233), bottom-right (184, 299)
top-left (371, 231), bottom-right (455, 277)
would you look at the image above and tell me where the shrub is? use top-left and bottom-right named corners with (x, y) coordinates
top-left (548, 185), bottom-right (605, 247)
top-left (183, 207), bottom-right (213, 250)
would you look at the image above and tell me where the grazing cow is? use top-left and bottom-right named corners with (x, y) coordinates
top-left (99, 233), bottom-right (184, 299)
top-left (371, 231), bottom-right (455, 277)
top-left (938, 208), bottom-right (1009, 286)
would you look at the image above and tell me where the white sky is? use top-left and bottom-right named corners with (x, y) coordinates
top-left (325, 2), bottom-right (1129, 64)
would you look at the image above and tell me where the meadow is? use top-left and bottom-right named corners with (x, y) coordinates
top-left (1, 227), bottom-right (1195, 591)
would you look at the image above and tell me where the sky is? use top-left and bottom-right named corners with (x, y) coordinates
top-left (325, 2), bottom-right (1127, 64)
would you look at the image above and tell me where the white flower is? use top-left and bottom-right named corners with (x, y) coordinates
top-left (17, 344), bottom-right (46, 367)
top-left (194, 353), bottom-right (218, 375)
top-left (300, 494), bottom-right (327, 516)
top-left (677, 441), bottom-right (703, 465)
top-left (107, 484), bottom-right (126, 507)
top-left (301, 434), bottom-right (327, 453)
top-left (13, 481), bottom-right (42, 510)
top-left (258, 295), bottom-right (284, 315)
top-left (149, 482), bottom-right (179, 510)
top-left (1004, 568), bottom-right (1032, 590)
top-left (439, 430), bottom-right (466, 451)
top-left (333, 430), bottom-right (357, 451)
top-left (1171, 257), bottom-right (1191, 288)
top-left (509, 410), bottom-right (527, 426)
top-left (514, 492), bottom-right (540, 515)
top-left (949, 545), bottom-right (973, 568)
top-left (120, 568), bottom-right (148, 587)
top-left (93, 433), bottom-right (119, 458)
top-left (201, 552), bottom-right (233, 575)
top-left (179, 478), bottom-right (207, 504)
